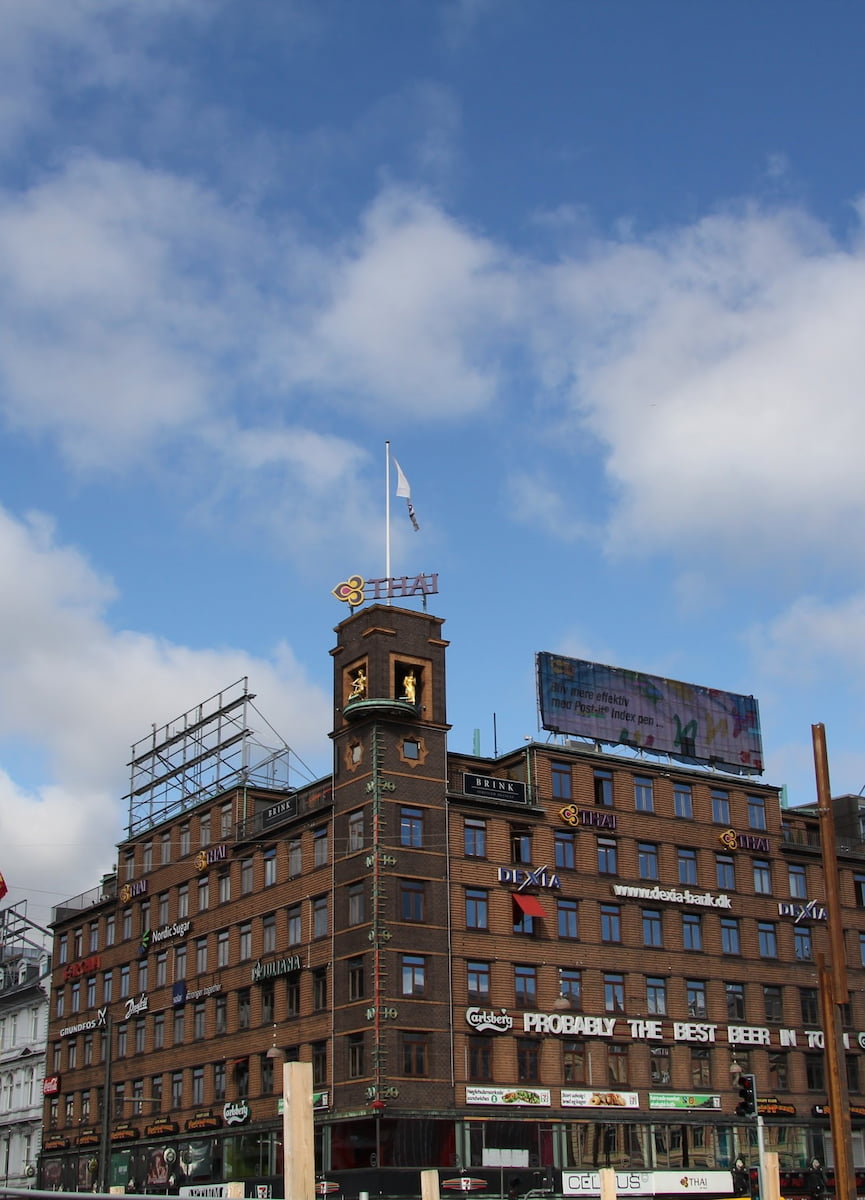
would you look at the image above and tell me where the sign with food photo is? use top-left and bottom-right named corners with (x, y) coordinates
top-left (561, 1090), bottom-right (640, 1108)
top-left (466, 1086), bottom-right (552, 1106)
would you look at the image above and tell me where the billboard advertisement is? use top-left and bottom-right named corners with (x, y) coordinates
top-left (536, 652), bottom-right (763, 775)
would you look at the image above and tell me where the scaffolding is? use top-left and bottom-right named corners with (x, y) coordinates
top-left (124, 677), bottom-right (302, 838)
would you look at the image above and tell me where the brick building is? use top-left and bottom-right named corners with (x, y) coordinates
top-left (39, 600), bottom-right (865, 1196)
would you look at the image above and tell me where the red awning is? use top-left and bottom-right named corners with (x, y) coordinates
top-left (512, 892), bottom-right (546, 918)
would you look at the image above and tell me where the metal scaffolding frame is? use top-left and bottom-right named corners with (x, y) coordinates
top-left (124, 677), bottom-right (299, 838)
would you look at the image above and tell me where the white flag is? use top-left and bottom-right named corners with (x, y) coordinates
top-left (393, 458), bottom-right (419, 531)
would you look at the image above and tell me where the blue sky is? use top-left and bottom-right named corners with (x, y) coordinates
top-left (3, 0), bottom-right (865, 924)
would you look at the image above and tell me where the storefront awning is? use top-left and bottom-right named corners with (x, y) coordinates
top-left (512, 892), bottom-right (546, 918)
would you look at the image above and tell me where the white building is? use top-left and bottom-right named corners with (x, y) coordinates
top-left (0, 948), bottom-right (52, 1187)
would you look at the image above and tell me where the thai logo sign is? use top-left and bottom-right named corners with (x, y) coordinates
top-left (196, 845), bottom-right (227, 871)
top-left (119, 879), bottom-right (149, 903)
top-left (537, 652), bottom-right (763, 775)
top-left (719, 829), bottom-right (770, 853)
top-left (333, 573), bottom-right (439, 609)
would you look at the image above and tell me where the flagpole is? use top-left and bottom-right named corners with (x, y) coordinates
top-left (385, 440), bottom-right (392, 605)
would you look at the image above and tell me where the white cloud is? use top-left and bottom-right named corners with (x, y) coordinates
top-left (288, 188), bottom-right (519, 415)
top-left (0, 505), bottom-right (331, 918)
top-left (0, 0), bottom-right (219, 151)
top-left (0, 155), bottom-right (263, 467)
top-left (525, 203), bottom-right (865, 569)
top-left (752, 592), bottom-right (865, 685)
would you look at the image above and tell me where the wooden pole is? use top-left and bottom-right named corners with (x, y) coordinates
top-left (283, 1060), bottom-right (315, 1200)
top-left (812, 725), bottom-right (856, 1200)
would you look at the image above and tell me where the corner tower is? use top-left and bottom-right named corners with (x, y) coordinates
top-left (328, 603), bottom-right (454, 1167)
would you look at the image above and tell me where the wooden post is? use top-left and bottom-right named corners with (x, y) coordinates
top-left (283, 1060), bottom-right (315, 1200)
top-left (763, 1151), bottom-right (781, 1200)
top-left (812, 725), bottom-right (857, 1200)
top-left (599, 1167), bottom-right (617, 1200)
top-left (421, 1168), bottom-right (441, 1200)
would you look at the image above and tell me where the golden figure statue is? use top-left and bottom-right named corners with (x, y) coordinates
top-left (402, 670), bottom-right (417, 704)
top-left (348, 667), bottom-right (367, 700)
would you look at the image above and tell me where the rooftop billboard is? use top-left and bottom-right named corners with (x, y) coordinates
top-left (536, 652), bottom-right (763, 775)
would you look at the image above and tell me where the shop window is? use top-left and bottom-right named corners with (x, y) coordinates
top-left (642, 909), bottom-right (663, 948)
top-left (517, 1038), bottom-right (539, 1083)
top-left (683, 914), bottom-right (702, 952)
top-left (594, 770), bottom-right (613, 807)
top-left (677, 848), bottom-right (697, 885)
top-left (312, 1041), bottom-right (327, 1087)
top-left (467, 961), bottom-right (490, 1004)
top-left (753, 860), bottom-right (772, 895)
top-left (401, 1031), bottom-right (428, 1076)
top-left (515, 965), bottom-right (537, 1008)
top-left (400, 807), bottom-right (424, 849)
top-left (552, 762), bottom-right (572, 800)
top-left (604, 973), bottom-right (624, 1013)
top-left (511, 824), bottom-right (532, 865)
top-left (686, 980), bottom-right (707, 1018)
top-left (646, 977), bottom-right (667, 1016)
top-left (313, 895), bottom-right (328, 938)
top-left (557, 898), bottom-right (579, 940)
top-left (788, 864), bottom-right (807, 899)
top-left (400, 879), bottom-right (425, 922)
top-left (638, 842), bottom-right (659, 880)
top-left (560, 969), bottom-right (582, 1010)
top-left (468, 1036), bottom-right (492, 1081)
top-left (673, 784), bottom-right (693, 819)
top-left (608, 1044), bottom-right (629, 1084)
top-left (711, 790), bottom-right (730, 824)
top-left (348, 810), bottom-right (365, 852)
top-left (720, 918), bottom-right (740, 955)
top-left (348, 957), bottom-right (365, 1002)
top-left (464, 818), bottom-right (487, 858)
top-left (554, 829), bottom-right (575, 869)
top-left (763, 985), bottom-right (783, 1023)
top-left (401, 954), bottom-right (426, 996)
top-left (601, 904), bottom-right (621, 943)
top-left (313, 967), bottom-right (327, 1010)
top-left (725, 983), bottom-right (745, 1021)
top-left (348, 1034), bottom-right (364, 1079)
top-left (758, 922), bottom-right (778, 958)
top-left (634, 776), bottom-right (654, 813)
top-left (563, 1040), bottom-right (586, 1083)
top-left (748, 795), bottom-right (767, 831)
top-left (800, 987), bottom-right (819, 1024)
top-left (466, 888), bottom-right (488, 930)
top-left (650, 1045), bottom-right (670, 1085)
top-left (597, 837), bottom-right (617, 875)
top-left (716, 854), bottom-right (735, 890)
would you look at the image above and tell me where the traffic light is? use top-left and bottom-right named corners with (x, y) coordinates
top-left (735, 1072), bottom-right (757, 1117)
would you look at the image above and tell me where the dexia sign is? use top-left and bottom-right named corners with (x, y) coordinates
top-left (498, 867), bottom-right (561, 890)
top-left (778, 899), bottom-right (827, 923)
